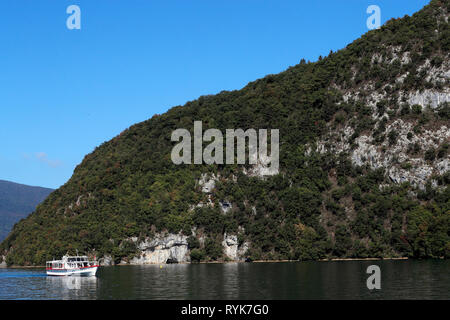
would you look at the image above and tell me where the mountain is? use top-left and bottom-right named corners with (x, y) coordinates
top-left (0, 180), bottom-right (53, 242)
top-left (1, 0), bottom-right (449, 266)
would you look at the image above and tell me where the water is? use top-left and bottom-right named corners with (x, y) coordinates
top-left (0, 260), bottom-right (448, 299)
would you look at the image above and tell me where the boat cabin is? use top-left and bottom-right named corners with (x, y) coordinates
top-left (46, 255), bottom-right (97, 270)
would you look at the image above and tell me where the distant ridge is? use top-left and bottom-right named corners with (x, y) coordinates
top-left (0, 180), bottom-right (53, 241)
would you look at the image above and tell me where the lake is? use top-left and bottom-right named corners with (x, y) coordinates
top-left (0, 260), bottom-right (448, 299)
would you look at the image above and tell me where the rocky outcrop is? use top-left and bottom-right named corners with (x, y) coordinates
top-left (407, 90), bottom-right (450, 109)
top-left (219, 200), bottom-right (232, 213)
top-left (104, 232), bottom-right (251, 265)
top-left (0, 255), bottom-right (6, 268)
top-left (99, 254), bottom-right (114, 266)
top-left (243, 157), bottom-right (279, 177)
top-left (317, 119), bottom-right (449, 189)
top-left (198, 173), bottom-right (218, 193)
top-left (351, 120), bottom-right (448, 188)
top-left (221, 233), bottom-right (249, 261)
top-left (332, 51), bottom-right (450, 189)
top-left (195, 173), bottom-right (234, 214)
top-left (340, 50), bottom-right (450, 118)
top-left (130, 233), bottom-right (190, 264)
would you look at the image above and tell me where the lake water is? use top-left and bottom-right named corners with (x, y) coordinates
top-left (0, 260), bottom-right (448, 300)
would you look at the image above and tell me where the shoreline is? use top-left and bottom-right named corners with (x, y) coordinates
top-left (0, 256), bottom-right (414, 268)
top-left (320, 257), bottom-right (409, 262)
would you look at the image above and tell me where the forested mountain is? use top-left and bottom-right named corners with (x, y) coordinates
top-left (1, 0), bottom-right (449, 266)
top-left (0, 180), bottom-right (53, 242)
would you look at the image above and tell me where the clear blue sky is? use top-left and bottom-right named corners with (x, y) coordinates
top-left (0, 0), bottom-right (429, 189)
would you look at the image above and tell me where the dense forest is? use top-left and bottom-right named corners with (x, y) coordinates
top-left (1, 0), bottom-right (449, 265)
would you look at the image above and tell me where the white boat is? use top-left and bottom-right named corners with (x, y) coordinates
top-left (46, 255), bottom-right (99, 277)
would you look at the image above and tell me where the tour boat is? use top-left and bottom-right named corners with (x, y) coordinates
top-left (46, 255), bottom-right (99, 276)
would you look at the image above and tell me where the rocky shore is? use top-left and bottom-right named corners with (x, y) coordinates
top-left (99, 232), bottom-right (250, 266)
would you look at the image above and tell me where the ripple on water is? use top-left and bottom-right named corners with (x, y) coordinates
top-left (0, 260), bottom-right (448, 300)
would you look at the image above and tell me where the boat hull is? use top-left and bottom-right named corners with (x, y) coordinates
top-left (46, 266), bottom-right (98, 277)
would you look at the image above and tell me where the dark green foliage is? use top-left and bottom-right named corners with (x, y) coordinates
top-left (436, 102), bottom-right (450, 119)
top-left (190, 249), bottom-right (205, 262)
top-left (437, 143), bottom-right (449, 158)
top-left (187, 235), bottom-right (200, 249)
top-left (425, 148), bottom-right (436, 161)
top-left (388, 130), bottom-right (399, 146)
top-left (204, 238), bottom-right (223, 261)
top-left (407, 206), bottom-right (449, 258)
top-left (412, 104), bottom-right (422, 114)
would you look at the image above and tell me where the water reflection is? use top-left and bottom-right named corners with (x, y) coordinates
top-left (45, 276), bottom-right (98, 299)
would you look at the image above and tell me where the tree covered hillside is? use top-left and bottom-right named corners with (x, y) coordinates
top-left (1, 0), bottom-right (449, 266)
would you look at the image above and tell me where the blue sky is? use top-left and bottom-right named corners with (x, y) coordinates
top-left (0, 0), bottom-right (429, 189)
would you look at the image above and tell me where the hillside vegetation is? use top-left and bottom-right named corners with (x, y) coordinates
top-left (1, 0), bottom-right (449, 265)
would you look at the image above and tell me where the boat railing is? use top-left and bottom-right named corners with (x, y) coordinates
top-left (66, 261), bottom-right (98, 268)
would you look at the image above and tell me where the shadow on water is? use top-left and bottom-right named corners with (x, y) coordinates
top-left (0, 260), bottom-right (448, 299)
